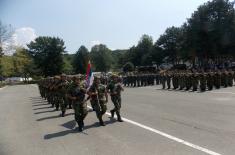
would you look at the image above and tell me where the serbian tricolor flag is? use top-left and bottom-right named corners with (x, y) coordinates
top-left (86, 61), bottom-right (94, 88)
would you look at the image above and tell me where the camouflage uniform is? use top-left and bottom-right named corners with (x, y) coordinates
top-left (199, 72), bottom-right (207, 92)
top-left (88, 78), bottom-right (108, 126)
top-left (107, 76), bottom-right (124, 122)
top-left (68, 77), bottom-right (88, 131)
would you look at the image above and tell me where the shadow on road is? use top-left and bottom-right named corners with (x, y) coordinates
top-left (32, 103), bottom-right (49, 107)
top-left (34, 109), bottom-right (57, 114)
top-left (36, 113), bottom-right (74, 121)
top-left (44, 119), bottom-right (117, 139)
top-left (44, 129), bottom-right (80, 139)
top-left (84, 119), bottom-right (116, 130)
top-left (33, 106), bottom-right (52, 110)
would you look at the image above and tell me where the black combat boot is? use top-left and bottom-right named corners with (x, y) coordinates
top-left (78, 121), bottom-right (84, 132)
top-left (55, 105), bottom-right (59, 111)
top-left (116, 111), bottom-right (123, 122)
top-left (61, 111), bottom-right (65, 117)
top-left (99, 117), bottom-right (105, 126)
top-left (110, 110), bottom-right (115, 118)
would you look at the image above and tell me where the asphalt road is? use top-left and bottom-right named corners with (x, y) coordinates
top-left (1, 84), bottom-right (235, 155)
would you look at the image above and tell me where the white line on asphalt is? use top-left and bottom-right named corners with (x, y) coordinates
top-left (209, 91), bottom-right (235, 95)
top-left (88, 105), bottom-right (221, 155)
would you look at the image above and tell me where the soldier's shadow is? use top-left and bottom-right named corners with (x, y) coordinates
top-left (36, 113), bottom-right (74, 121)
top-left (44, 119), bottom-right (116, 139)
top-left (32, 103), bottom-right (49, 107)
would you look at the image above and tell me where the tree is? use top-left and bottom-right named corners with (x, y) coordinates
top-left (129, 35), bottom-right (154, 66)
top-left (0, 21), bottom-right (13, 77)
top-left (73, 46), bottom-right (89, 74)
top-left (156, 26), bottom-right (184, 65)
top-left (90, 44), bottom-right (112, 72)
top-left (0, 21), bottom-right (14, 55)
top-left (12, 47), bottom-right (33, 80)
top-left (0, 55), bottom-right (14, 77)
top-left (185, 0), bottom-right (235, 64)
top-left (63, 54), bottom-right (74, 74)
top-left (27, 36), bottom-right (66, 77)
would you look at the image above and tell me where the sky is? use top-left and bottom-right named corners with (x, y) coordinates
top-left (0, 0), bottom-right (210, 53)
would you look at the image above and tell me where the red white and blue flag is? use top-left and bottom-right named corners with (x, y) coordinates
top-left (86, 61), bottom-right (94, 88)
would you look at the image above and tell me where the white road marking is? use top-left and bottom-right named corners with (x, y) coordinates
top-left (87, 106), bottom-right (222, 155)
top-left (209, 91), bottom-right (235, 95)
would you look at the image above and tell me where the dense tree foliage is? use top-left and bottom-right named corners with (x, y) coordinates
top-left (12, 47), bottom-right (33, 79)
top-left (27, 36), bottom-right (66, 77)
top-left (63, 54), bottom-right (74, 74)
top-left (73, 46), bottom-right (89, 74)
top-left (90, 44), bottom-right (113, 72)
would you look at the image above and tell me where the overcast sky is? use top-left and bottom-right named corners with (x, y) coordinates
top-left (0, 0), bottom-right (210, 53)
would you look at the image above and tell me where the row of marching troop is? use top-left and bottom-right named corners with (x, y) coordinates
top-left (122, 69), bottom-right (235, 92)
top-left (38, 73), bottom-right (124, 132)
top-left (160, 69), bottom-right (235, 92)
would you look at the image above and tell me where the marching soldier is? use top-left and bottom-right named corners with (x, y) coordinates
top-left (199, 71), bottom-right (207, 92)
top-left (88, 76), bottom-right (108, 126)
top-left (107, 75), bottom-right (124, 122)
top-left (68, 76), bottom-right (88, 131)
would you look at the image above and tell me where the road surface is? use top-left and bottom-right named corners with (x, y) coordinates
top-left (1, 84), bottom-right (235, 155)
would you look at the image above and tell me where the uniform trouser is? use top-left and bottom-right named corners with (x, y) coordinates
top-left (167, 80), bottom-right (171, 89)
top-left (73, 101), bottom-right (88, 125)
top-left (67, 98), bottom-right (72, 108)
top-left (90, 100), bottom-right (107, 119)
top-left (193, 84), bottom-right (198, 91)
top-left (90, 100), bottom-right (95, 110)
top-left (208, 83), bottom-right (214, 90)
top-left (111, 95), bottom-right (122, 118)
top-left (200, 84), bottom-right (206, 91)
top-left (162, 81), bottom-right (166, 89)
top-left (186, 85), bottom-right (191, 90)
top-left (54, 95), bottom-right (60, 109)
top-left (58, 97), bottom-right (67, 112)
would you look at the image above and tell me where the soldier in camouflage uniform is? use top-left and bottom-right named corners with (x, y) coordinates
top-left (166, 72), bottom-right (171, 89)
top-left (68, 76), bottom-right (88, 131)
top-left (56, 74), bottom-right (69, 117)
top-left (223, 70), bottom-right (229, 88)
top-left (160, 72), bottom-right (166, 89)
top-left (214, 70), bottom-right (221, 89)
top-left (172, 72), bottom-right (179, 90)
top-left (228, 69), bottom-right (234, 87)
top-left (179, 72), bottom-right (186, 90)
top-left (185, 71), bottom-right (192, 91)
top-left (88, 76), bottom-right (108, 126)
top-left (207, 71), bottom-right (214, 90)
top-left (192, 72), bottom-right (198, 91)
top-left (107, 75), bottom-right (124, 122)
top-left (199, 71), bottom-right (207, 92)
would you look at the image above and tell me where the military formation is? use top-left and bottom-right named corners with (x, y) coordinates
top-left (122, 73), bottom-right (160, 87)
top-left (160, 69), bottom-right (235, 92)
top-left (122, 69), bottom-right (235, 92)
top-left (38, 74), bottom-right (124, 132)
